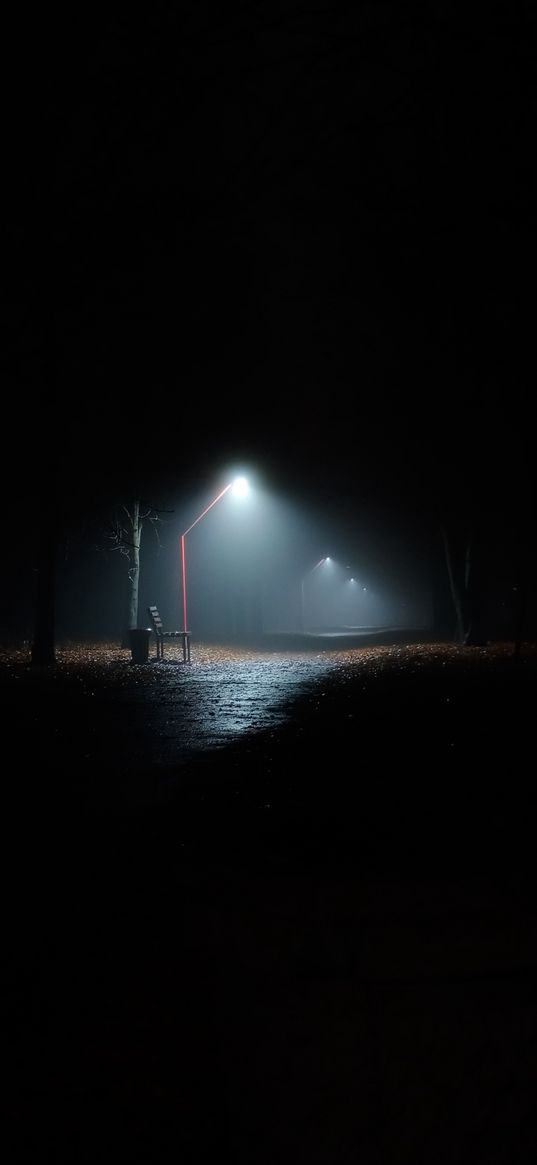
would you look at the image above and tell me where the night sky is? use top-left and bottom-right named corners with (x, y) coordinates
top-left (4, 3), bottom-right (536, 627)
top-left (4, 14), bottom-right (537, 1155)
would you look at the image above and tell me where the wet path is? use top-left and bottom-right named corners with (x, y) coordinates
top-left (4, 639), bottom-right (537, 1163)
top-left (117, 648), bottom-right (337, 762)
top-left (8, 642), bottom-right (341, 807)
top-left (5, 638), bottom-right (535, 809)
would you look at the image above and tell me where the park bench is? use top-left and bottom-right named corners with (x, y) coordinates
top-left (147, 605), bottom-right (191, 663)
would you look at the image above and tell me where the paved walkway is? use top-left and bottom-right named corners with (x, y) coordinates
top-left (4, 639), bottom-right (537, 1162)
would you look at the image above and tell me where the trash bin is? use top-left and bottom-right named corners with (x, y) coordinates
top-left (128, 628), bottom-right (152, 664)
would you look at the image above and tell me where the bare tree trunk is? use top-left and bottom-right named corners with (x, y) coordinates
top-left (128, 500), bottom-right (141, 629)
top-left (513, 546), bottom-right (527, 657)
top-left (31, 348), bottom-right (58, 664)
top-left (464, 528), bottom-right (473, 592)
top-left (109, 498), bottom-right (169, 644)
top-left (31, 522), bottom-right (57, 665)
top-left (463, 527), bottom-right (486, 646)
top-left (513, 584), bottom-right (525, 656)
top-left (441, 525), bottom-right (465, 643)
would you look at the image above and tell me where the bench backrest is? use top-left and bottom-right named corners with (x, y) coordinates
top-left (147, 605), bottom-right (164, 638)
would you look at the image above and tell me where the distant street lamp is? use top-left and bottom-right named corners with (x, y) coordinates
top-left (300, 556), bottom-right (329, 631)
top-left (181, 476), bottom-right (249, 633)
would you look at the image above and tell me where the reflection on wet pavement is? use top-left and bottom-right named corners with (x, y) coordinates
top-left (4, 639), bottom-right (530, 809)
top-left (112, 646), bottom-right (338, 768)
top-left (3, 642), bottom-right (341, 797)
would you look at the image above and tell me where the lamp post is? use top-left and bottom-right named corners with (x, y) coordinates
top-left (300, 556), bottom-right (329, 631)
top-left (180, 476), bottom-right (249, 633)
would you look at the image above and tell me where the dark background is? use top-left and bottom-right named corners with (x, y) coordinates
top-left (3, 2), bottom-right (536, 635)
top-left (4, 10), bottom-right (537, 1160)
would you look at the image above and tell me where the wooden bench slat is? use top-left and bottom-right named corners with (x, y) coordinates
top-left (147, 606), bottom-right (191, 663)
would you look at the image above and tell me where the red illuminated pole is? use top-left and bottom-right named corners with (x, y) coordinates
top-left (180, 483), bottom-right (234, 633)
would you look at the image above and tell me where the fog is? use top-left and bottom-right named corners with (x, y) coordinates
top-left (51, 476), bottom-right (436, 641)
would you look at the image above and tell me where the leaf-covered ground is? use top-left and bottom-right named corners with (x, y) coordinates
top-left (4, 638), bottom-right (537, 1162)
top-left (3, 637), bottom-right (534, 807)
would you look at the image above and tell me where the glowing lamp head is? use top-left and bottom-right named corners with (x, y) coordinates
top-left (231, 476), bottom-right (249, 498)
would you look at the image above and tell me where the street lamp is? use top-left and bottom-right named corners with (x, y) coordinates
top-left (181, 476), bottom-right (249, 633)
top-left (300, 556), bottom-right (329, 631)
